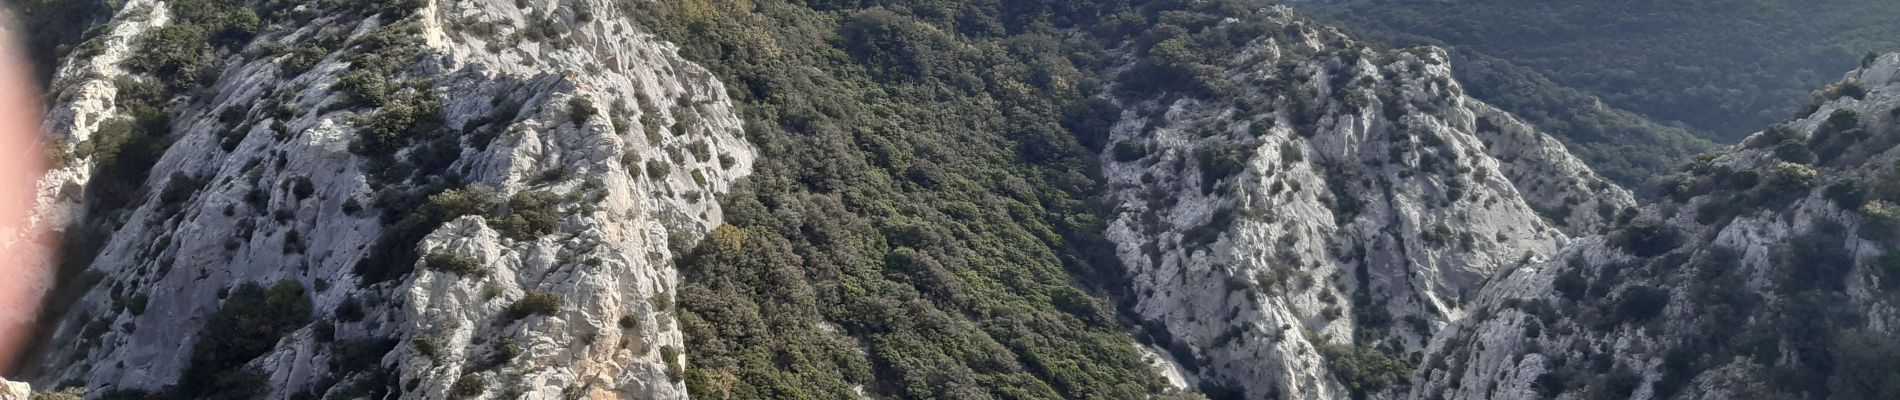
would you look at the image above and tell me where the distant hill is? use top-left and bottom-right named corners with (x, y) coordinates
top-left (1301, 0), bottom-right (1900, 142)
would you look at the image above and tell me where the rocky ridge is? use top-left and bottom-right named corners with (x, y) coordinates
top-left (21, 0), bottom-right (752, 398)
top-left (1412, 53), bottom-right (1900, 400)
top-left (1099, 6), bottom-right (1630, 398)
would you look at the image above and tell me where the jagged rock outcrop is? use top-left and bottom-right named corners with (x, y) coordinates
top-left (1415, 53), bottom-right (1900, 400)
top-left (1100, 6), bottom-right (1630, 398)
top-left (0, 379), bottom-right (29, 400)
top-left (21, 0), bottom-right (751, 398)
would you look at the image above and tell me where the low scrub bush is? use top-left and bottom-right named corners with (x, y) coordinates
top-left (424, 253), bottom-right (486, 276)
top-left (505, 291), bottom-right (563, 320)
top-left (1611, 220), bottom-right (1682, 258)
top-left (175, 280), bottom-right (312, 398)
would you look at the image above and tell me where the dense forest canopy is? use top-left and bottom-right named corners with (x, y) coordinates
top-left (629, 0), bottom-right (1194, 397)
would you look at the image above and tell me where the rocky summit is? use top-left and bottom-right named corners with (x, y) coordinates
top-left (6, 0), bottom-right (1900, 399)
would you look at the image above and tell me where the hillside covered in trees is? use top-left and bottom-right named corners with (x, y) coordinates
top-left (1301, 0), bottom-right (1900, 185)
top-left (1305, 0), bottom-right (1900, 139)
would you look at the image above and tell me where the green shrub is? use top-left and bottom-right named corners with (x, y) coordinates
top-left (1825, 180), bottom-right (1869, 209)
top-left (283, 228), bottom-right (306, 254)
top-left (837, 9), bottom-right (961, 81)
top-left (80, 104), bottom-right (173, 212)
top-left (670, 113), bottom-right (696, 137)
top-left (1316, 340), bottom-right (1414, 397)
top-left (1860, 201), bottom-right (1900, 241)
top-left (1111, 141), bottom-right (1147, 162)
top-left (1747, 124), bottom-right (1803, 149)
top-left (1181, 208), bottom-right (1236, 249)
top-left (568, 97), bottom-right (596, 126)
top-left (1876, 252), bottom-right (1900, 291)
top-left (424, 253), bottom-right (487, 276)
top-left (1060, 98), bottom-right (1121, 150)
top-left (612, 114), bottom-right (631, 135)
top-left (411, 337), bottom-right (442, 361)
top-left (1196, 142), bottom-right (1250, 190)
top-left (687, 140), bottom-right (711, 161)
top-left (1756, 162), bottom-right (1818, 205)
top-left (279, 44), bottom-right (328, 76)
top-left (1719, 168), bottom-right (1764, 190)
top-left (1774, 222), bottom-right (1856, 293)
top-left (660, 345), bottom-right (684, 382)
top-left (1774, 140), bottom-right (1813, 164)
top-left (1828, 330), bottom-right (1900, 399)
top-left (620, 152), bottom-right (644, 175)
top-left (1614, 285), bottom-right (1670, 323)
top-left (168, 0), bottom-right (258, 47)
top-left (491, 191), bottom-right (560, 240)
top-left (430, 186), bottom-right (499, 217)
top-left (1611, 220), bottom-right (1682, 258)
top-left (355, 184), bottom-right (496, 285)
top-left (126, 25), bottom-right (210, 87)
top-left (1695, 196), bottom-right (1744, 226)
top-left (505, 291), bottom-right (563, 320)
top-left (338, 71), bottom-right (388, 108)
top-left (343, 21), bottom-right (426, 73)
top-left (30, 388), bottom-right (84, 400)
top-left (1421, 223), bottom-right (1453, 247)
top-left (1820, 79), bottom-right (1869, 101)
top-left (650, 292), bottom-right (673, 312)
top-left (449, 374), bottom-right (485, 398)
top-left (1552, 268), bottom-right (1587, 301)
top-left (479, 340), bottom-right (521, 371)
top-left (176, 280), bottom-right (312, 398)
top-left (289, 176), bottom-right (315, 200)
top-left (1338, 87), bottom-right (1371, 111)
top-left (1281, 142), bottom-right (1304, 163)
top-left (1809, 109), bottom-right (1867, 163)
top-left (1249, 119), bottom-right (1277, 137)
top-left (218, 105), bottom-right (248, 127)
top-left (352, 92), bottom-right (443, 157)
top-left (124, 294), bottom-right (149, 316)
top-left (641, 114), bottom-right (664, 145)
top-left (158, 171), bottom-right (208, 209)
top-left (645, 160), bottom-right (672, 179)
top-left (535, 165), bottom-right (569, 183)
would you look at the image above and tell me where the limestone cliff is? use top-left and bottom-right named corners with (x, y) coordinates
top-left (20, 0), bottom-right (752, 398)
top-left (1099, 6), bottom-right (1629, 398)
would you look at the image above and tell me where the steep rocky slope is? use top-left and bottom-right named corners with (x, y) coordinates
top-left (1416, 54), bottom-right (1900, 400)
top-left (21, 0), bottom-right (752, 398)
top-left (1097, 5), bottom-right (1630, 398)
top-left (19, 0), bottom-right (1900, 399)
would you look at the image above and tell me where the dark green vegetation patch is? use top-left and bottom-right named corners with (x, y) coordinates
top-left (629, 0), bottom-right (1232, 397)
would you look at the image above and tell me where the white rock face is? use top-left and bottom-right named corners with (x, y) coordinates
top-left (1100, 7), bottom-right (1629, 398)
top-left (21, 1), bottom-right (752, 399)
top-left (0, 379), bottom-right (28, 400)
top-left (1413, 53), bottom-right (1900, 400)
